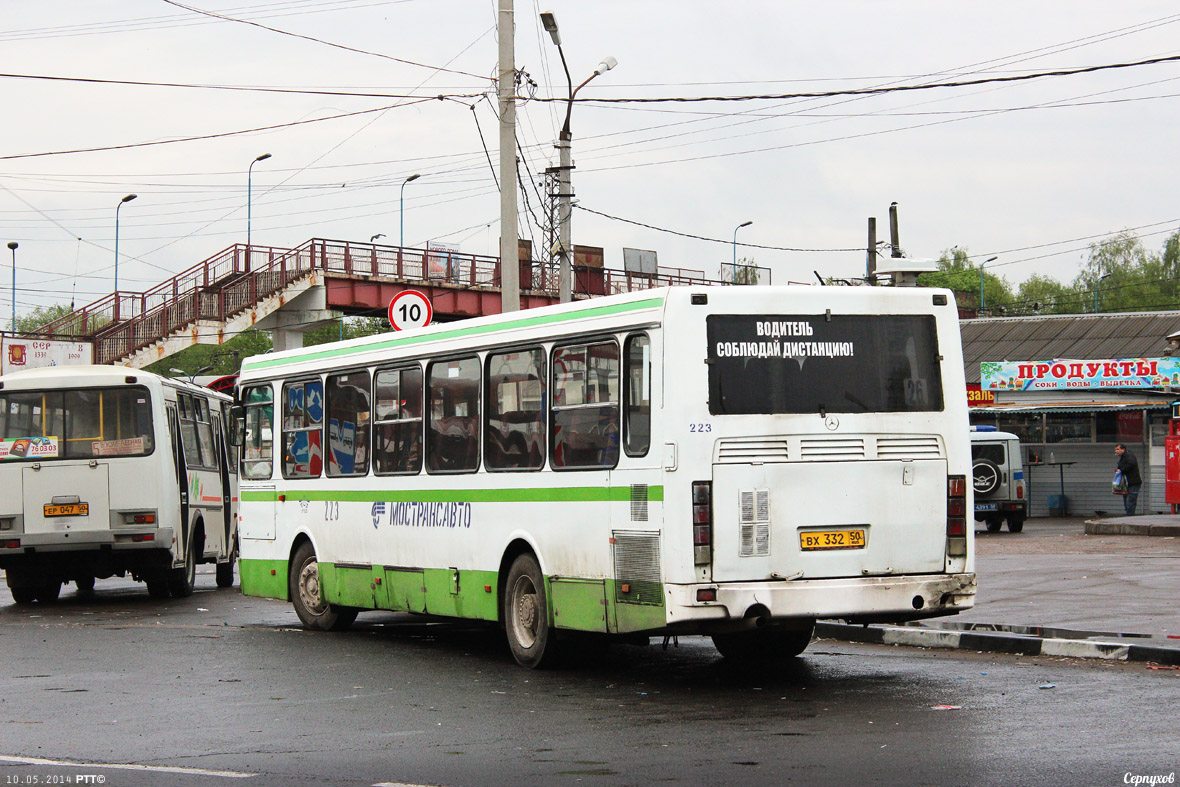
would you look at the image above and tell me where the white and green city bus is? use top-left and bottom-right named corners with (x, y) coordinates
top-left (0, 366), bottom-right (238, 602)
top-left (233, 285), bottom-right (975, 667)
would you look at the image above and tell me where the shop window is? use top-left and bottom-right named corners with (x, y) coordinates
top-left (1045, 413), bottom-right (1091, 444)
top-left (996, 413), bottom-right (1044, 444)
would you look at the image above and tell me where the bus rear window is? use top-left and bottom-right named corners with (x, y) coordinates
top-left (707, 314), bottom-right (944, 415)
top-left (0, 387), bottom-right (154, 460)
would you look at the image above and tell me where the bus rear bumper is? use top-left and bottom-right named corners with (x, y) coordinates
top-left (666, 572), bottom-right (977, 633)
top-left (0, 528), bottom-right (175, 556)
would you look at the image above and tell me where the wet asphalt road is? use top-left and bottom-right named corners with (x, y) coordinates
top-left (1, 566), bottom-right (1179, 787)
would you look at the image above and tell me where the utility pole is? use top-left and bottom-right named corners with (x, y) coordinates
top-left (497, 0), bottom-right (520, 312)
top-left (866, 217), bottom-right (877, 284)
top-left (888, 202), bottom-right (902, 258)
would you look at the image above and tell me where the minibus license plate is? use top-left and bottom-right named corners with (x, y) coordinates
top-left (44, 503), bottom-right (89, 517)
top-left (800, 529), bottom-right (865, 551)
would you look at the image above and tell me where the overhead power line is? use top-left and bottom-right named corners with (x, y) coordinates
top-left (575, 205), bottom-right (861, 253)
top-left (540, 55), bottom-right (1180, 105)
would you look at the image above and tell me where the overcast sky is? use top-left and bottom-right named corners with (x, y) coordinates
top-left (2, 1), bottom-right (1178, 320)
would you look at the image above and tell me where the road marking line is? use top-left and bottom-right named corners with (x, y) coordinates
top-left (373, 783), bottom-right (445, 787)
top-left (0, 755), bottom-right (256, 778)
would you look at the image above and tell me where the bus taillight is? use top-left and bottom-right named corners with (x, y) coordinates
top-left (947, 474), bottom-right (967, 556)
top-left (692, 481), bottom-right (712, 565)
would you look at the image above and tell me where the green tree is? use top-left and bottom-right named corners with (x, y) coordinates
top-left (1013, 274), bottom-right (1079, 315)
top-left (14, 303), bottom-right (76, 334)
top-left (144, 329), bottom-right (272, 378)
top-left (302, 316), bottom-right (390, 346)
top-left (917, 247), bottom-right (1015, 314)
top-left (732, 257), bottom-right (761, 285)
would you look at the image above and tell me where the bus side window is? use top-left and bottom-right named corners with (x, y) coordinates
top-left (241, 385), bottom-right (274, 479)
top-left (326, 370), bottom-right (371, 478)
top-left (373, 366), bottom-right (423, 475)
top-left (282, 379), bottom-right (323, 479)
top-left (624, 334), bottom-right (651, 457)
top-left (177, 394), bottom-right (202, 467)
top-left (194, 396), bottom-right (217, 469)
top-left (426, 357), bottom-right (480, 474)
top-left (485, 347), bottom-right (545, 471)
top-left (551, 341), bottom-right (620, 470)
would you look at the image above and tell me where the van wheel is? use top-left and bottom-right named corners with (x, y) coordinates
top-left (35, 581), bottom-right (62, 604)
top-left (290, 541), bottom-right (357, 631)
top-left (11, 587), bottom-right (37, 605)
top-left (168, 533), bottom-right (199, 598)
top-left (1006, 516), bottom-right (1025, 533)
top-left (985, 518), bottom-right (1003, 532)
top-left (504, 553), bottom-right (560, 669)
top-left (216, 557), bottom-right (235, 588)
top-left (75, 575), bottom-right (96, 595)
top-left (712, 620), bottom-right (815, 662)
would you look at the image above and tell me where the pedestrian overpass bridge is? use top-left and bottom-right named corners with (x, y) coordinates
top-left (35, 238), bottom-right (723, 368)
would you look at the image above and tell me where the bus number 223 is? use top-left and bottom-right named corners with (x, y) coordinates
top-left (689, 423), bottom-right (712, 433)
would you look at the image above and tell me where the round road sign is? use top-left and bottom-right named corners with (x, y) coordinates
top-left (388, 290), bottom-right (432, 331)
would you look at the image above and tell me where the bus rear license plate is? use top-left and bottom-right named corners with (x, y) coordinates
top-left (800, 529), bottom-right (865, 551)
top-left (44, 503), bottom-right (89, 517)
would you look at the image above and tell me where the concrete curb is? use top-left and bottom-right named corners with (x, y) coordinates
top-left (814, 622), bottom-right (1180, 666)
top-left (1084, 521), bottom-right (1180, 537)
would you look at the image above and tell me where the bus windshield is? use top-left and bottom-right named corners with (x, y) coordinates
top-left (0, 386), bottom-right (155, 461)
top-left (707, 314), bottom-right (944, 415)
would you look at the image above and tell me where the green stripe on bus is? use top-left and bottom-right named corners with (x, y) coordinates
top-left (239, 558), bottom-right (289, 600)
top-left (241, 485), bottom-right (663, 504)
top-left (244, 296), bottom-right (665, 372)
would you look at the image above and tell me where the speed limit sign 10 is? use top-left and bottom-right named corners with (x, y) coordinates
top-left (388, 290), bottom-right (433, 331)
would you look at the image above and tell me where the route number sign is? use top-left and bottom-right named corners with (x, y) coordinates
top-left (388, 290), bottom-right (432, 331)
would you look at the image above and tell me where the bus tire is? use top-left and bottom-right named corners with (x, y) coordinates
top-left (215, 560), bottom-right (235, 588)
top-left (168, 531), bottom-right (200, 598)
top-left (146, 580), bottom-right (170, 599)
top-left (504, 553), bottom-right (559, 669)
top-left (75, 575), bottom-right (96, 595)
top-left (711, 620), bottom-right (815, 662)
top-left (290, 541), bottom-right (357, 632)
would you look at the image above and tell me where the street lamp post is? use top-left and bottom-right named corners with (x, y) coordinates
top-left (540, 11), bottom-right (616, 303)
top-left (114, 194), bottom-right (138, 295)
top-left (7, 242), bottom-right (17, 332)
top-left (399, 174), bottom-right (421, 276)
top-left (979, 256), bottom-right (997, 313)
top-left (732, 221), bottom-right (752, 282)
top-left (247, 153), bottom-right (272, 269)
top-left (1095, 273), bottom-right (1113, 313)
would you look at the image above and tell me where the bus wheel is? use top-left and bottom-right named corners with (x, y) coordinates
top-left (290, 541), bottom-right (357, 632)
top-left (168, 534), bottom-right (199, 598)
top-left (504, 553), bottom-right (559, 669)
top-left (35, 581), bottom-right (62, 604)
top-left (712, 620), bottom-right (815, 662)
top-left (216, 554), bottom-right (235, 588)
top-left (75, 575), bottom-right (96, 595)
top-left (146, 580), bottom-right (170, 599)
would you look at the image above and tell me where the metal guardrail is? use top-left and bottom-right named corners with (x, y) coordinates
top-left (34, 238), bottom-right (733, 365)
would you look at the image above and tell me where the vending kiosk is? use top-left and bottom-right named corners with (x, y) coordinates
top-left (1166, 402), bottom-right (1180, 513)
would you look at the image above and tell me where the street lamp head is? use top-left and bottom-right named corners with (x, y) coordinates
top-left (405, 173), bottom-right (421, 184)
top-left (255, 153), bottom-right (272, 163)
top-left (595, 56), bottom-right (618, 75)
top-left (985, 256), bottom-right (997, 263)
top-left (6, 242), bottom-right (16, 251)
top-left (539, 11), bottom-right (561, 45)
top-left (738, 220), bottom-right (753, 229)
top-left (121, 193), bottom-right (138, 204)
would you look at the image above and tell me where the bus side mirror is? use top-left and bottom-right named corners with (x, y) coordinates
top-left (229, 405), bottom-right (246, 447)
